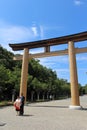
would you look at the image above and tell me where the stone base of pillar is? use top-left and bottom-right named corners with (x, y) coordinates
top-left (69, 105), bottom-right (82, 110)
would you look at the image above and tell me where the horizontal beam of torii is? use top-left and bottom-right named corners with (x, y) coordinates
top-left (13, 47), bottom-right (87, 60)
top-left (9, 31), bottom-right (87, 51)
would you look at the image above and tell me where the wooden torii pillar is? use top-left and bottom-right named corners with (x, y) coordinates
top-left (20, 48), bottom-right (29, 101)
top-left (68, 41), bottom-right (81, 109)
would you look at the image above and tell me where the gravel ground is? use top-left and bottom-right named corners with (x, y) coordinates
top-left (0, 95), bottom-right (87, 130)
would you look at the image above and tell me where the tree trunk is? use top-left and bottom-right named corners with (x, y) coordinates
top-left (47, 92), bottom-right (49, 99)
top-left (37, 92), bottom-right (40, 101)
top-left (31, 91), bottom-right (34, 102)
top-left (43, 94), bottom-right (45, 101)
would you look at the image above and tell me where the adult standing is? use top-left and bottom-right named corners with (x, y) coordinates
top-left (20, 93), bottom-right (25, 115)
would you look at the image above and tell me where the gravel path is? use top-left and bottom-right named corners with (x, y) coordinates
top-left (0, 95), bottom-right (87, 130)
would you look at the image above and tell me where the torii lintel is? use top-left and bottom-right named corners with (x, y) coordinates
top-left (9, 31), bottom-right (87, 51)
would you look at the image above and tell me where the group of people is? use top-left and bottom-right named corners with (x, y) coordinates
top-left (14, 93), bottom-right (25, 116)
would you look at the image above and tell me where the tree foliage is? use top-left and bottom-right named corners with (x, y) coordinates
top-left (0, 45), bottom-right (84, 101)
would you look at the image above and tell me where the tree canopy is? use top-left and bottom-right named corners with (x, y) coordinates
top-left (0, 45), bottom-right (85, 101)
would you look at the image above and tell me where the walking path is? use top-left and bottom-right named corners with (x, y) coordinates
top-left (0, 95), bottom-right (87, 130)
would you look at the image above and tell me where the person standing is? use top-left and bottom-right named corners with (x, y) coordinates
top-left (14, 96), bottom-right (21, 116)
top-left (20, 93), bottom-right (25, 115)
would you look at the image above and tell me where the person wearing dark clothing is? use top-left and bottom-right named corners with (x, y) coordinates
top-left (20, 93), bottom-right (25, 115)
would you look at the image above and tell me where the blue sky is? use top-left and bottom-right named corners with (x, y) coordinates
top-left (0, 0), bottom-right (87, 86)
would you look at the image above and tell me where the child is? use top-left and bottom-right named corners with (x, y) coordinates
top-left (14, 96), bottom-right (21, 116)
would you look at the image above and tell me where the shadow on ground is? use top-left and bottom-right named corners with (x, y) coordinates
top-left (29, 105), bottom-right (68, 108)
top-left (22, 114), bottom-right (34, 117)
top-left (0, 123), bottom-right (6, 126)
top-left (82, 107), bottom-right (87, 111)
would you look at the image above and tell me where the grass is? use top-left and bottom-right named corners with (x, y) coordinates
top-left (0, 101), bottom-right (13, 107)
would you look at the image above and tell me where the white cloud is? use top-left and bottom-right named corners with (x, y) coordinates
top-left (37, 56), bottom-right (69, 70)
top-left (0, 24), bottom-right (38, 43)
top-left (0, 20), bottom-right (41, 51)
top-left (31, 25), bottom-right (38, 37)
top-left (0, 26), bottom-right (33, 42)
top-left (74, 0), bottom-right (84, 6)
top-left (0, 20), bottom-right (65, 52)
top-left (76, 55), bottom-right (87, 61)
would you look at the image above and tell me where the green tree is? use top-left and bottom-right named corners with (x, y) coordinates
top-left (0, 65), bottom-right (13, 100)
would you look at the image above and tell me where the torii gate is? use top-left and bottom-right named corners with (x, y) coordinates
top-left (9, 31), bottom-right (87, 109)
